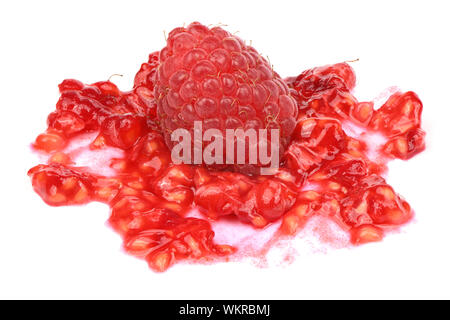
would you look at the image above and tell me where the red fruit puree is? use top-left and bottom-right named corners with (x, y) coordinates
top-left (28, 23), bottom-right (425, 272)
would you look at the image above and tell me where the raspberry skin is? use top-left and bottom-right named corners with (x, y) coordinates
top-left (155, 22), bottom-right (298, 174)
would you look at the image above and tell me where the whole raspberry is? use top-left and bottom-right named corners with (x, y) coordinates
top-left (155, 22), bottom-right (298, 174)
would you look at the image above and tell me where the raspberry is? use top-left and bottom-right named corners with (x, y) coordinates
top-left (155, 22), bottom-right (298, 174)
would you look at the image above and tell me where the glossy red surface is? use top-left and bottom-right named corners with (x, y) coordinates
top-left (155, 22), bottom-right (298, 173)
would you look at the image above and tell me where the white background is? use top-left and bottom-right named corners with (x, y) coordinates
top-left (1, 0), bottom-right (449, 299)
